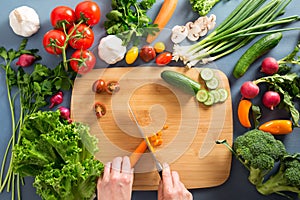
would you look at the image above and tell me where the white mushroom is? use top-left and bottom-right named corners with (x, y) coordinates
top-left (9, 6), bottom-right (40, 37)
top-left (186, 22), bottom-right (201, 41)
top-left (171, 25), bottom-right (188, 44)
top-left (98, 35), bottom-right (127, 65)
top-left (207, 14), bottom-right (217, 30)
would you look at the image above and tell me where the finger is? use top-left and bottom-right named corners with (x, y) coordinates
top-left (157, 180), bottom-right (163, 200)
top-left (171, 171), bottom-right (181, 188)
top-left (162, 163), bottom-right (173, 187)
top-left (111, 157), bottom-right (122, 178)
top-left (121, 156), bottom-right (132, 174)
top-left (102, 162), bottom-right (112, 182)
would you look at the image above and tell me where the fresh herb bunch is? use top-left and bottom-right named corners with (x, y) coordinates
top-left (104, 0), bottom-right (159, 46)
top-left (0, 39), bottom-right (73, 200)
top-left (277, 42), bottom-right (300, 74)
top-left (13, 110), bottom-right (103, 200)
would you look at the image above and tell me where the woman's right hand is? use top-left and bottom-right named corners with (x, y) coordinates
top-left (158, 163), bottom-right (193, 200)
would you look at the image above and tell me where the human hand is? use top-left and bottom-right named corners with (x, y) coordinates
top-left (158, 163), bottom-right (193, 200)
top-left (97, 156), bottom-right (134, 200)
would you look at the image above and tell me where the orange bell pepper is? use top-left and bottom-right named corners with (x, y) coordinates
top-left (238, 99), bottom-right (252, 128)
top-left (259, 120), bottom-right (293, 135)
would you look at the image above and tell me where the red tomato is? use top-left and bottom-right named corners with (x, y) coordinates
top-left (70, 49), bottom-right (96, 74)
top-left (140, 45), bottom-right (156, 62)
top-left (68, 24), bottom-right (94, 50)
top-left (43, 30), bottom-right (66, 55)
top-left (75, 1), bottom-right (101, 26)
top-left (156, 52), bottom-right (172, 65)
top-left (50, 6), bottom-right (76, 30)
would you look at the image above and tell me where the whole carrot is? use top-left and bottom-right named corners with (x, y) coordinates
top-left (146, 0), bottom-right (178, 43)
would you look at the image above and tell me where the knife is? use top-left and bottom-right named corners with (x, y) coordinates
top-left (128, 105), bottom-right (163, 179)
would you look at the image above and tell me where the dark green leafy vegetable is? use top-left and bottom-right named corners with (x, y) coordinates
top-left (0, 39), bottom-right (74, 200)
top-left (104, 0), bottom-right (159, 46)
top-left (189, 0), bottom-right (220, 16)
top-left (277, 41), bottom-right (300, 74)
top-left (13, 110), bottom-right (103, 200)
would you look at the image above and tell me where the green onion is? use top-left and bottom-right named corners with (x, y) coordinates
top-left (173, 0), bottom-right (300, 68)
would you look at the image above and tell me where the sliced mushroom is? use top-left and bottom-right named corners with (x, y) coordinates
top-left (186, 22), bottom-right (201, 41)
top-left (171, 25), bottom-right (188, 43)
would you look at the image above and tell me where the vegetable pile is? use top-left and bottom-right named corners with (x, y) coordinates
top-left (43, 1), bottom-right (101, 74)
top-left (0, 39), bottom-right (72, 200)
top-left (217, 130), bottom-right (300, 199)
top-left (13, 110), bottom-right (103, 200)
top-left (173, 0), bottom-right (300, 68)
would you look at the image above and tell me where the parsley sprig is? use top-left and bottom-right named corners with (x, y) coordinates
top-left (0, 39), bottom-right (73, 199)
top-left (104, 0), bottom-right (159, 46)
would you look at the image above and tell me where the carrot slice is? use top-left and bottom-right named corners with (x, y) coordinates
top-left (146, 0), bottom-right (178, 43)
top-left (129, 140), bottom-right (148, 167)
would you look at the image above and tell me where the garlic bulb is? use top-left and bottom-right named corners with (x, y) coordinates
top-left (98, 35), bottom-right (126, 65)
top-left (9, 6), bottom-right (40, 37)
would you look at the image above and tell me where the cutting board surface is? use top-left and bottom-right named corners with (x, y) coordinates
top-left (71, 66), bottom-right (233, 190)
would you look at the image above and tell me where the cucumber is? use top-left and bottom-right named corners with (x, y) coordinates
top-left (161, 70), bottom-right (201, 95)
top-left (233, 32), bottom-right (283, 79)
top-left (203, 92), bottom-right (215, 106)
top-left (196, 89), bottom-right (209, 102)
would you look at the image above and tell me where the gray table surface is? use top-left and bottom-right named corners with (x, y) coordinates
top-left (0, 0), bottom-right (300, 199)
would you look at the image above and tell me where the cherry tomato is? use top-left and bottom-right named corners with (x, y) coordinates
top-left (50, 6), bottom-right (76, 30)
top-left (94, 102), bottom-right (106, 118)
top-left (43, 29), bottom-right (66, 55)
top-left (125, 46), bottom-right (138, 64)
top-left (68, 24), bottom-right (94, 50)
top-left (70, 49), bottom-right (96, 74)
top-left (140, 45), bottom-right (156, 62)
top-left (106, 81), bottom-right (120, 95)
top-left (92, 79), bottom-right (106, 93)
top-left (75, 1), bottom-right (101, 26)
top-left (156, 52), bottom-right (172, 66)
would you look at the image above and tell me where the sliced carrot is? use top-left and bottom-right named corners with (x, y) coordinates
top-left (129, 140), bottom-right (148, 167)
top-left (238, 99), bottom-right (252, 128)
top-left (146, 0), bottom-right (178, 43)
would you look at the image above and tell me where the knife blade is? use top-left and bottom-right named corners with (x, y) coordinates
top-left (128, 105), bottom-right (163, 179)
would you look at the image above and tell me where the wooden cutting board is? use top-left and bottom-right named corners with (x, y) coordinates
top-left (71, 66), bottom-right (233, 190)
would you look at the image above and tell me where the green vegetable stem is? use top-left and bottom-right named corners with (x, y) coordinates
top-left (173, 0), bottom-right (300, 68)
top-left (0, 39), bottom-right (73, 200)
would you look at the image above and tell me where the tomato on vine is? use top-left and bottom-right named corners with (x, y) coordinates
top-left (70, 49), bottom-right (96, 74)
top-left (43, 29), bottom-right (66, 55)
top-left (75, 1), bottom-right (101, 26)
top-left (68, 24), bottom-right (94, 50)
top-left (50, 6), bottom-right (76, 30)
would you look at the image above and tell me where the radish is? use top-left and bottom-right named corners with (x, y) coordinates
top-left (261, 57), bottom-right (279, 75)
top-left (16, 54), bottom-right (36, 67)
top-left (262, 91), bottom-right (281, 110)
top-left (59, 106), bottom-right (72, 123)
top-left (49, 91), bottom-right (63, 108)
top-left (240, 81), bottom-right (260, 99)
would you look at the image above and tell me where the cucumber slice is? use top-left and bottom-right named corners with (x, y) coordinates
top-left (217, 88), bottom-right (228, 102)
top-left (200, 68), bottom-right (214, 81)
top-left (206, 77), bottom-right (219, 90)
top-left (196, 89), bottom-right (209, 103)
top-left (210, 90), bottom-right (220, 103)
top-left (204, 92), bottom-right (215, 106)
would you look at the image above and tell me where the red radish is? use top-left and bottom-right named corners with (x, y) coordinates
top-left (59, 106), bottom-right (72, 123)
top-left (240, 81), bottom-right (260, 99)
top-left (262, 91), bottom-right (281, 110)
top-left (49, 91), bottom-right (63, 108)
top-left (261, 57), bottom-right (279, 75)
top-left (16, 54), bottom-right (36, 67)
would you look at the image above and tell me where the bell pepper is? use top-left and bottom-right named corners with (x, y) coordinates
top-left (238, 99), bottom-right (252, 128)
top-left (259, 119), bottom-right (293, 135)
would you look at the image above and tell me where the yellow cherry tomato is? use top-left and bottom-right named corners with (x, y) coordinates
top-left (154, 42), bottom-right (165, 53)
top-left (125, 46), bottom-right (139, 64)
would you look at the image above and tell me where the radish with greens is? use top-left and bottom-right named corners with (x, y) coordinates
top-left (240, 81), bottom-right (259, 99)
top-left (262, 91), bottom-right (281, 110)
top-left (261, 57), bottom-right (279, 75)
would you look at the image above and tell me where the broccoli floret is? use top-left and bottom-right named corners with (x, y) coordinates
top-left (217, 129), bottom-right (286, 186)
top-left (257, 154), bottom-right (300, 199)
top-left (190, 0), bottom-right (220, 16)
